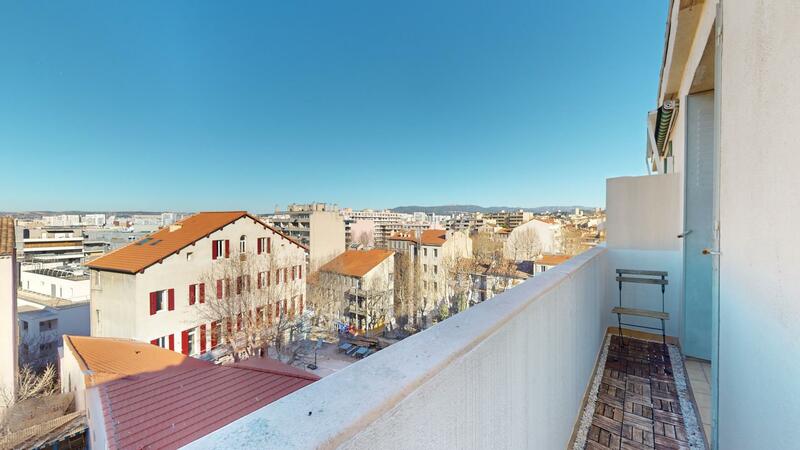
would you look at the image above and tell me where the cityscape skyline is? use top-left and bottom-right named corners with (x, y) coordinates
top-left (0, 1), bottom-right (666, 211)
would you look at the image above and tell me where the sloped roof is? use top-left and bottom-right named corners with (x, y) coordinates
top-left (99, 359), bottom-right (318, 449)
top-left (536, 254), bottom-right (572, 266)
top-left (387, 229), bottom-right (448, 246)
top-left (319, 249), bottom-right (394, 278)
top-left (64, 335), bottom-right (210, 387)
top-left (86, 211), bottom-right (306, 274)
top-left (421, 229), bottom-right (447, 246)
top-left (0, 216), bottom-right (14, 256)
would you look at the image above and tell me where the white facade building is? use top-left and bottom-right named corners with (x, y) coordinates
top-left (266, 203), bottom-right (345, 272)
top-left (87, 212), bottom-right (308, 356)
top-left (0, 217), bottom-right (18, 404)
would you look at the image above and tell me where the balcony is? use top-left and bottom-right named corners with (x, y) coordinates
top-left (184, 245), bottom-right (705, 449)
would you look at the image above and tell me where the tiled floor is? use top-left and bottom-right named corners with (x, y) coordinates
top-left (577, 335), bottom-right (704, 449)
top-left (684, 358), bottom-right (712, 442)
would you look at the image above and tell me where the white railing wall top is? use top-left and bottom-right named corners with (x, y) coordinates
top-left (185, 245), bottom-right (609, 450)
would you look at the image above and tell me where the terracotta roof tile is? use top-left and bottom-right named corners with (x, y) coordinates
top-left (318, 249), bottom-right (394, 278)
top-left (536, 254), bottom-right (571, 266)
top-left (420, 229), bottom-right (447, 246)
top-left (387, 229), bottom-right (448, 246)
top-left (86, 211), bottom-right (306, 274)
top-left (99, 359), bottom-right (318, 449)
top-left (64, 335), bottom-right (210, 387)
top-left (0, 216), bottom-right (15, 256)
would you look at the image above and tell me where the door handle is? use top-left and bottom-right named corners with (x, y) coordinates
top-left (702, 248), bottom-right (721, 256)
top-left (677, 230), bottom-right (693, 238)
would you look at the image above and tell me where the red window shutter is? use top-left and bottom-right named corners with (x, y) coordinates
top-left (267, 237), bottom-right (271, 253)
top-left (212, 241), bottom-right (218, 260)
top-left (168, 288), bottom-right (175, 311)
top-left (275, 302), bottom-right (280, 318)
top-left (150, 338), bottom-right (158, 346)
top-left (200, 325), bottom-right (207, 353)
top-left (299, 266), bottom-right (303, 279)
top-left (292, 267), bottom-right (296, 280)
top-left (211, 321), bottom-right (218, 347)
top-left (267, 271), bottom-right (271, 286)
top-left (236, 276), bottom-right (242, 295)
top-left (149, 292), bottom-right (157, 315)
top-left (284, 268), bottom-right (288, 283)
top-left (299, 295), bottom-right (304, 314)
top-left (257, 238), bottom-right (262, 255)
top-left (189, 284), bottom-right (196, 305)
top-left (225, 240), bottom-right (230, 258)
top-left (169, 334), bottom-right (175, 351)
top-left (181, 330), bottom-right (189, 355)
top-left (237, 314), bottom-right (242, 331)
top-left (257, 272), bottom-right (262, 289)
top-left (216, 280), bottom-right (223, 299)
top-left (268, 304), bottom-right (273, 324)
top-left (282, 299), bottom-right (287, 316)
top-left (199, 283), bottom-right (205, 303)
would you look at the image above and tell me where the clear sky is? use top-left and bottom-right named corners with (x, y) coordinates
top-left (0, 1), bottom-right (667, 212)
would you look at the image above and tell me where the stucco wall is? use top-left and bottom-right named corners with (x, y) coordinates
top-left (0, 256), bottom-right (17, 401)
top-left (185, 247), bottom-right (608, 449)
top-left (716, 2), bottom-right (800, 448)
top-left (92, 217), bottom-right (306, 352)
top-left (606, 174), bottom-right (682, 251)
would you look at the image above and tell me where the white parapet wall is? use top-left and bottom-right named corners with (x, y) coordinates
top-left (185, 246), bottom-right (609, 449)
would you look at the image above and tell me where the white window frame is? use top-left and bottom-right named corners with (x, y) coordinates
top-left (239, 235), bottom-right (247, 253)
top-left (156, 289), bottom-right (167, 311)
top-left (214, 240), bottom-right (224, 259)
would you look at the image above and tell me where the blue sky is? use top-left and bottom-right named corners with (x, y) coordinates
top-left (0, 1), bottom-right (667, 212)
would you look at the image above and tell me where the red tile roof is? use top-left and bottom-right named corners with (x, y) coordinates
top-left (387, 229), bottom-right (448, 246)
top-left (86, 211), bottom-right (306, 274)
top-left (100, 359), bottom-right (318, 450)
top-left (318, 249), bottom-right (394, 278)
top-left (420, 229), bottom-right (447, 246)
top-left (64, 335), bottom-right (209, 387)
top-left (536, 254), bottom-right (571, 266)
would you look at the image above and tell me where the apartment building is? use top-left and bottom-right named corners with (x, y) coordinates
top-left (317, 249), bottom-right (395, 331)
top-left (502, 217), bottom-right (562, 260)
top-left (21, 226), bottom-right (84, 264)
top-left (485, 209), bottom-right (533, 229)
top-left (341, 208), bottom-right (411, 247)
top-left (18, 289), bottom-right (89, 368)
top-left (266, 203), bottom-right (345, 272)
top-left (388, 229), bottom-right (472, 313)
top-left (0, 217), bottom-right (18, 402)
top-left (86, 211), bottom-right (307, 357)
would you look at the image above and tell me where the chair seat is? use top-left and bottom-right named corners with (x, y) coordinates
top-left (612, 307), bottom-right (669, 320)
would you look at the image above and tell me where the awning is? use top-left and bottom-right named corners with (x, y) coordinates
top-left (653, 100), bottom-right (678, 157)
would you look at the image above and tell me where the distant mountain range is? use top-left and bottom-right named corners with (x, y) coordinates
top-left (390, 205), bottom-right (598, 214)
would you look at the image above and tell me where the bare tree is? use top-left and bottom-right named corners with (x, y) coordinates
top-left (307, 270), bottom-right (349, 331)
top-left (198, 249), bottom-right (305, 362)
top-left (472, 232), bottom-right (503, 261)
top-left (507, 227), bottom-right (541, 261)
top-left (0, 364), bottom-right (58, 408)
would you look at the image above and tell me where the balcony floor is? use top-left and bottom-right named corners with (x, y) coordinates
top-left (572, 334), bottom-right (707, 450)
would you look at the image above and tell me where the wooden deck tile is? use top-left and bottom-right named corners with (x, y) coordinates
top-left (579, 336), bottom-right (695, 450)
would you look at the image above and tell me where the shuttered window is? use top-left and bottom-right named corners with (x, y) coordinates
top-left (167, 289), bottom-right (175, 311)
top-left (199, 283), bottom-right (205, 303)
top-left (189, 284), bottom-right (196, 305)
top-left (200, 325), bottom-right (207, 353)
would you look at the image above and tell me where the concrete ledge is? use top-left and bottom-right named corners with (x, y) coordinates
top-left (185, 246), bottom-right (608, 449)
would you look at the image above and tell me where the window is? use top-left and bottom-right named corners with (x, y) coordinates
top-left (257, 237), bottom-right (269, 255)
top-left (186, 328), bottom-right (196, 355)
top-left (434, 265), bottom-right (438, 275)
top-left (39, 342), bottom-right (55, 353)
top-left (155, 335), bottom-right (167, 348)
top-left (156, 290), bottom-right (167, 311)
top-left (423, 264), bottom-right (427, 273)
top-left (186, 251), bottom-right (193, 261)
top-left (39, 319), bottom-right (58, 332)
top-left (189, 284), bottom-right (198, 305)
top-left (292, 266), bottom-right (296, 280)
top-left (434, 282), bottom-right (438, 291)
top-left (21, 320), bottom-right (28, 332)
top-left (239, 235), bottom-right (247, 253)
top-left (423, 281), bottom-right (428, 289)
top-left (434, 249), bottom-right (438, 258)
top-left (424, 248), bottom-right (428, 257)
top-left (541, 266), bottom-right (547, 272)
top-left (212, 239), bottom-right (229, 260)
